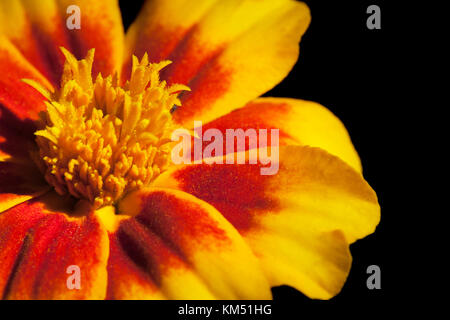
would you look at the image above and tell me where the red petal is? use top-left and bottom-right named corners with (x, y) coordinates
top-left (0, 38), bottom-right (50, 121)
top-left (0, 195), bottom-right (109, 299)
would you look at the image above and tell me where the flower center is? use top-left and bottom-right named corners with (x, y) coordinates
top-left (29, 48), bottom-right (189, 208)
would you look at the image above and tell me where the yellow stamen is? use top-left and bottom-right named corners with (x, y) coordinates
top-left (27, 48), bottom-right (189, 209)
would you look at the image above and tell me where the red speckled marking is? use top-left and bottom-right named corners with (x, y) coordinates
top-left (173, 165), bottom-right (280, 232)
top-left (172, 55), bottom-right (232, 125)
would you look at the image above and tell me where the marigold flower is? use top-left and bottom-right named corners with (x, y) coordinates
top-left (0, 0), bottom-right (379, 300)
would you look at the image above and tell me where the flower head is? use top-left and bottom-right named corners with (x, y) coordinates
top-left (0, 0), bottom-right (379, 300)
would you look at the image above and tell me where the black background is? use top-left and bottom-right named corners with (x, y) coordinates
top-left (119, 0), bottom-right (393, 313)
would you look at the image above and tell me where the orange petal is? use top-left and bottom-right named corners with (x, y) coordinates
top-left (153, 146), bottom-right (380, 299)
top-left (0, 195), bottom-right (109, 299)
top-left (199, 97), bottom-right (362, 172)
top-left (108, 188), bottom-right (271, 299)
top-left (124, 0), bottom-right (310, 126)
top-left (0, 0), bottom-right (124, 86)
top-left (0, 161), bottom-right (48, 213)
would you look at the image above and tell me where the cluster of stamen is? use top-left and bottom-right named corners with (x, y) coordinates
top-left (29, 48), bottom-right (189, 208)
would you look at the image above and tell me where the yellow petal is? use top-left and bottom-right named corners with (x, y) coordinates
top-left (153, 145), bottom-right (380, 298)
top-left (123, 0), bottom-right (310, 126)
top-left (200, 97), bottom-right (362, 172)
top-left (109, 188), bottom-right (271, 299)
